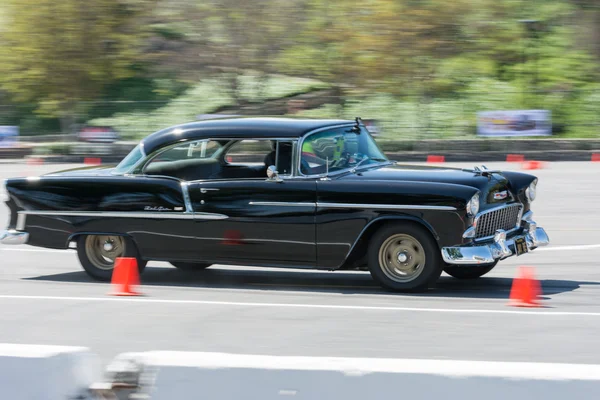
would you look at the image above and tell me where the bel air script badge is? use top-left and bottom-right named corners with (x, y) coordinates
top-left (493, 190), bottom-right (508, 200)
top-left (144, 206), bottom-right (172, 211)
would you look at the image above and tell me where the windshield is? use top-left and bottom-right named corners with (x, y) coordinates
top-left (112, 144), bottom-right (144, 175)
top-left (300, 126), bottom-right (388, 176)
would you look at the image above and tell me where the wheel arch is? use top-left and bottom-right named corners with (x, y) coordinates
top-left (67, 232), bottom-right (137, 248)
top-left (340, 216), bottom-right (441, 270)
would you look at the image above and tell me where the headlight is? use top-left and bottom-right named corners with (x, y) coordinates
top-left (525, 179), bottom-right (537, 202)
top-left (466, 193), bottom-right (480, 216)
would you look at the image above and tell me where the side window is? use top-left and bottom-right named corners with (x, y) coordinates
top-left (150, 140), bottom-right (221, 163)
top-left (223, 139), bottom-right (295, 176)
top-left (300, 127), bottom-right (387, 175)
top-left (225, 140), bottom-right (273, 164)
top-left (143, 140), bottom-right (224, 181)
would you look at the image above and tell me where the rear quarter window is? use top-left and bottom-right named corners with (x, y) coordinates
top-left (225, 140), bottom-right (273, 164)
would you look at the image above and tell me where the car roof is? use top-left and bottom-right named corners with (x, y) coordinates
top-left (141, 117), bottom-right (353, 154)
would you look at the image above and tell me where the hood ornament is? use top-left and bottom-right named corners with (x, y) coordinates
top-left (463, 165), bottom-right (502, 177)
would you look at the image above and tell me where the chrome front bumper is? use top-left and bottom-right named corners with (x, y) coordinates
top-left (0, 230), bottom-right (29, 245)
top-left (441, 221), bottom-right (549, 265)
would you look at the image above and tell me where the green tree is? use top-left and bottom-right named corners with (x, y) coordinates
top-left (0, 0), bottom-right (155, 133)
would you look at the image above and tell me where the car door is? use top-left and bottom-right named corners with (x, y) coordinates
top-left (187, 178), bottom-right (317, 267)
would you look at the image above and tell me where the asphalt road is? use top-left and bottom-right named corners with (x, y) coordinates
top-left (1, 161), bottom-right (600, 367)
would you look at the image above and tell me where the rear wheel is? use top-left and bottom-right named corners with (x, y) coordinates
top-left (443, 262), bottom-right (498, 279)
top-left (170, 262), bottom-right (212, 271)
top-left (77, 235), bottom-right (146, 281)
top-left (367, 223), bottom-right (442, 292)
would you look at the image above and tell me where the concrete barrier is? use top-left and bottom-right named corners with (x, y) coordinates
top-left (0, 343), bottom-right (100, 399)
top-left (112, 351), bottom-right (600, 400)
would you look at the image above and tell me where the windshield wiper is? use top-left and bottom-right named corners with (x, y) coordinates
top-left (350, 157), bottom-right (389, 174)
top-left (351, 155), bottom-right (371, 173)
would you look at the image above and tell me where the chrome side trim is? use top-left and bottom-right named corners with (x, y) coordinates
top-left (16, 213), bottom-right (26, 231)
top-left (0, 230), bottom-right (29, 245)
top-left (180, 182), bottom-right (194, 213)
top-left (249, 201), bottom-right (316, 207)
top-left (317, 202), bottom-right (457, 211)
top-left (18, 210), bottom-right (227, 220)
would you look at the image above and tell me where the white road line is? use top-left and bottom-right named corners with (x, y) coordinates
top-left (0, 248), bottom-right (73, 254)
top-left (537, 244), bottom-right (600, 252)
top-left (136, 351), bottom-right (600, 381)
top-left (0, 294), bottom-right (599, 316)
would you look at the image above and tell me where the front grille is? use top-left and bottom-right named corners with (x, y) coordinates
top-left (474, 204), bottom-right (522, 239)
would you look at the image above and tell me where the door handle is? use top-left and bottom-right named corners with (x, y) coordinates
top-left (200, 188), bottom-right (219, 193)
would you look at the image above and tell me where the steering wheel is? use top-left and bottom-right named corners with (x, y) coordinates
top-left (331, 152), bottom-right (351, 168)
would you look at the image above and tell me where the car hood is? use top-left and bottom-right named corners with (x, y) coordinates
top-left (339, 163), bottom-right (514, 206)
top-left (43, 165), bottom-right (117, 177)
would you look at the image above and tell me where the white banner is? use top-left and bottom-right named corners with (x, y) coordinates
top-left (477, 110), bottom-right (551, 137)
top-left (77, 126), bottom-right (119, 143)
top-left (0, 126), bottom-right (19, 148)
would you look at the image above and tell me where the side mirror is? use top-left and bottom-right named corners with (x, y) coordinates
top-left (266, 165), bottom-right (282, 182)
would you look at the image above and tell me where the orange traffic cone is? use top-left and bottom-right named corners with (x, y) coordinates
top-left (508, 266), bottom-right (541, 307)
top-left (109, 257), bottom-right (142, 296)
top-left (522, 160), bottom-right (546, 170)
top-left (426, 155), bottom-right (445, 163)
top-left (506, 154), bottom-right (525, 162)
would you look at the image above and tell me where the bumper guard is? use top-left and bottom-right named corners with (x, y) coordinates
top-left (0, 230), bottom-right (30, 245)
top-left (441, 220), bottom-right (549, 265)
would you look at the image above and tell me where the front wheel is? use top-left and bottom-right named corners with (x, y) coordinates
top-left (77, 235), bottom-right (146, 281)
top-left (170, 262), bottom-right (212, 271)
top-left (443, 261), bottom-right (498, 280)
top-left (367, 223), bottom-right (443, 292)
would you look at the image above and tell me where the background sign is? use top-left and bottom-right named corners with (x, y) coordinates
top-left (477, 110), bottom-right (551, 137)
top-left (77, 126), bottom-right (119, 143)
top-left (0, 126), bottom-right (19, 148)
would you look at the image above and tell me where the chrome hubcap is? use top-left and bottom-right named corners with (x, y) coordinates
top-left (85, 235), bottom-right (125, 271)
top-left (397, 252), bottom-right (408, 263)
top-left (378, 234), bottom-right (426, 283)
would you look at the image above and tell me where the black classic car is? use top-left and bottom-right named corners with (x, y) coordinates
top-left (0, 117), bottom-right (549, 292)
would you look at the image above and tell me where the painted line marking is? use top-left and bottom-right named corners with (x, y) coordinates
top-left (537, 244), bottom-right (600, 252)
top-left (135, 351), bottom-right (600, 381)
top-left (0, 295), bottom-right (600, 316)
top-left (0, 343), bottom-right (89, 357)
top-left (0, 248), bottom-right (73, 254)
top-left (249, 282), bottom-right (378, 290)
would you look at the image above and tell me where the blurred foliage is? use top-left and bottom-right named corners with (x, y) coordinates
top-left (89, 73), bottom-right (329, 139)
top-left (0, 0), bottom-right (157, 132)
top-left (0, 0), bottom-right (600, 138)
